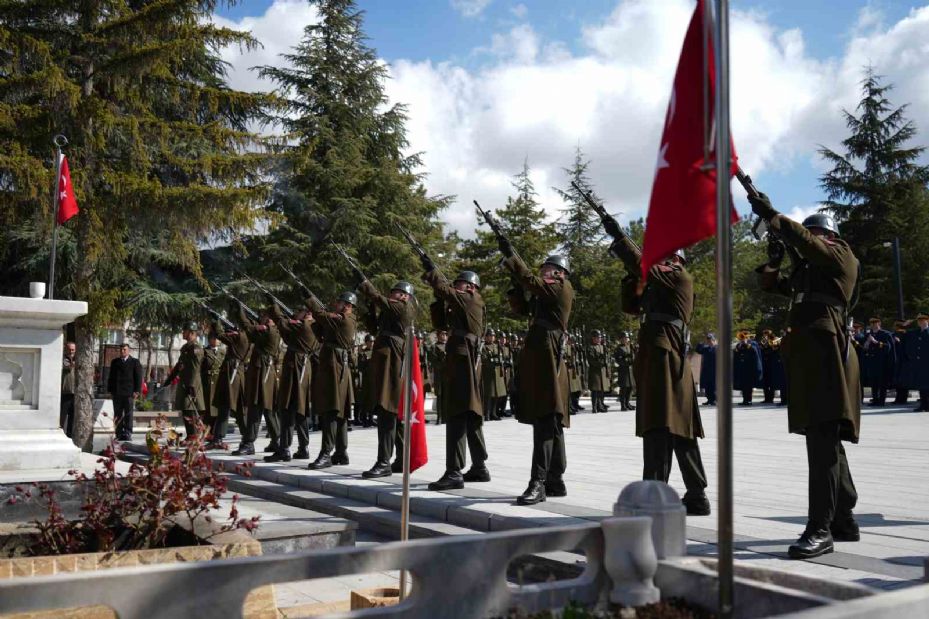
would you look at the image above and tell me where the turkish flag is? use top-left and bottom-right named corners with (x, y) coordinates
top-left (56, 155), bottom-right (79, 225)
top-left (641, 0), bottom-right (738, 277)
top-left (397, 336), bottom-right (428, 472)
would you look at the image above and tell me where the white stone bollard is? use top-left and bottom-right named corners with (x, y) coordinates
top-left (601, 516), bottom-right (661, 606)
top-left (614, 480), bottom-right (687, 559)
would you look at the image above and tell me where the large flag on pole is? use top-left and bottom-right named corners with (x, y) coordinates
top-left (398, 336), bottom-right (428, 472)
top-left (640, 0), bottom-right (738, 277)
top-left (55, 154), bottom-right (79, 225)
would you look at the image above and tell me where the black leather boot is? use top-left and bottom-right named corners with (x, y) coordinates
top-left (544, 477), bottom-right (567, 497)
top-left (683, 493), bottom-right (711, 516)
top-left (362, 462), bottom-right (393, 478)
top-left (263, 450), bottom-right (291, 463)
top-left (788, 527), bottom-right (834, 559)
top-left (307, 453), bottom-right (332, 470)
top-left (516, 480), bottom-right (546, 505)
top-left (462, 465), bottom-right (491, 482)
top-left (331, 452), bottom-right (350, 466)
top-left (428, 472), bottom-right (464, 491)
top-left (231, 443), bottom-right (254, 456)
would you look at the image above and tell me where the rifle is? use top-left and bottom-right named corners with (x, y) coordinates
top-left (332, 243), bottom-right (368, 281)
top-left (735, 167), bottom-right (801, 264)
top-left (473, 200), bottom-right (524, 263)
top-left (279, 263), bottom-right (325, 309)
top-left (395, 223), bottom-right (434, 266)
top-left (571, 181), bottom-right (642, 254)
top-left (217, 285), bottom-right (260, 323)
top-left (196, 300), bottom-right (235, 332)
top-left (240, 272), bottom-right (295, 318)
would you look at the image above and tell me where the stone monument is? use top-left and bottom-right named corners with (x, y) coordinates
top-left (0, 293), bottom-right (86, 472)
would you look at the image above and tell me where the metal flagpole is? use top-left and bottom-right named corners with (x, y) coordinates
top-left (48, 134), bottom-right (68, 300)
top-left (712, 1), bottom-right (734, 617)
top-left (398, 324), bottom-right (415, 600)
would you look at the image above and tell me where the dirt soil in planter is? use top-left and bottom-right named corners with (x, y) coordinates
top-left (501, 597), bottom-right (716, 619)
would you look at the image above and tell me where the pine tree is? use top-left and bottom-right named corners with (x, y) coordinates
top-left (253, 0), bottom-right (448, 309)
top-left (819, 70), bottom-right (929, 319)
top-left (458, 159), bottom-right (557, 331)
top-left (0, 1), bottom-right (275, 448)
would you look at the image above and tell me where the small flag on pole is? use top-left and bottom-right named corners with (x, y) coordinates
top-left (398, 336), bottom-right (428, 472)
top-left (56, 154), bottom-right (79, 225)
top-left (640, 0), bottom-right (738, 277)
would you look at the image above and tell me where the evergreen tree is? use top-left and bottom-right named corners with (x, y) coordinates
top-left (458, 159), bottom-right (557, 331)
top-left (0, 1), bottom-right (275, 448)
top-left (253, 0), bottom-right (448, 310)
top-left (819, 70), bottom-right (929, 319)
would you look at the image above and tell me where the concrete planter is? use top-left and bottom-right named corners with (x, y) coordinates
top-left (351, 587), bottom-right (401, 610)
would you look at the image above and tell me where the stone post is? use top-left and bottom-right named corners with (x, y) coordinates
top-left (614, 480), bottom-right (687, 559)
top-left (0, 296), bottom-right (87, 472)
top-left (601, 516), bottom-right (661, 606)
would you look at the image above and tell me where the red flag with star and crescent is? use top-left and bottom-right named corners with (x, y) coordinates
top-left (397, 335), bottom-right (428, 472)
top-left (56, 154), bottom-right (79, 225)
top-left (640, 0), bottom-right (738, 278)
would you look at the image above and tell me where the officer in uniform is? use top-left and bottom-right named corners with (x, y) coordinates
top-left (499, 247), bottom-right (574, 506)
top-left (759, 330), bottom-right (785, 404)
top-left (586, 330), bottom-right (610, 413)
top-left (235, 304), bottom-right (280, 455)
top-left (733, 330), bottom-right (762, 406)
top-left (613, 332), bottom-right (635, 411)
top-left (201, 333), bottom-right (223, 436)
top-left (422, 268), bottom-right (490, 490)
top-left (427, 329), bottom-right (448, 425)
top-left (165, 322), bottom-right (206, 439)
top-left (862, 317), bottom-right (895, 406)
top-left (751, 195), bottom-right (861, 560)
top-left (603, 217), bottom-right (710, 517)
top-left (266, 304), bottom-right (316, 462)
top-left (892, 320), bottom-right (910, 404)
top-left (695, 333), bottom-right (717, 406)
top-left (497, 332), bottom-right (513, 418)
top-left (902, 314), bottom-right (929, 411)
top-left (480, 328), bottom-right (506, 421)
top-left (356, 334), bottom-right (375, 427)
top-left (305, 291), bottom-right (357, 469)
top-left (359, 280), bottom-right (416, 479)
top-left (212, 315), bottom-right (251, 451)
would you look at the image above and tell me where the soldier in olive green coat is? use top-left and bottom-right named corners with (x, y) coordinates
top-left (265, 303), bottom-right (317, 462)
top-left (201, 334), bottom-right (223, 430)
top-left (603, 216), bottom-right (709, 517)
top-left (422, 267), bottom-right (489, 491)
top-left (565, 337), bottom-right (583, 413)
top-left (427, 330), bottom-right (448, 425)
top-left (359, 279), bottom-right (417, 479)
top-left (586, 330), bottom-right (611, 413)
top-left (499, 247), bottom-right (574, 506)
top-left (165, 322), bottom-right (206, 439)
top-left (213, 317), bottom-right (251, 451)
top-left (236, 303), bottom-right (280, 454)
top-left (750, 194), bottom-right (861, 560)
top-left (480, 329), bottom-right (507, 421)
top-left (305, 291), bottom-right (357, 470)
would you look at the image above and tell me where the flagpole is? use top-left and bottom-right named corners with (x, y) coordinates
top-left (712, 1), bottom-right (734, 617)
top-left (48, 134), bottom-right (68, 300)
top-left (398, 325), bottom-right (414, 600)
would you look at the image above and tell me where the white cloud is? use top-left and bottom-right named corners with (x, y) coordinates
top-left (451, 0), bottom-right (493, 19)
top-left (511, 3), bottom-right (528, 20)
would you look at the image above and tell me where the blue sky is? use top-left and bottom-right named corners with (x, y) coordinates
top-left (215, 1), bottom-right (929, 233)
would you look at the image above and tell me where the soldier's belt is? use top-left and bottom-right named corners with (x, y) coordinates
top-left (791, 292), bottom-right (845, 309)
top-left (643, 313), bottom-right (685, 331)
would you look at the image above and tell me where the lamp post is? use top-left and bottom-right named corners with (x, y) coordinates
top-left (881, 238), bottom-right (904, 320)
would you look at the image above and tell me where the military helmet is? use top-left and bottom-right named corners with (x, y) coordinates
top-left (339, 291), bottom-right (358, 306)
top-left (185, 321), bottom-right (200, 332)
top-left (391, 281), bottom-right (415, 296)
top-left (591, 329), bottom-right (602, 337)
top-left (542, 254), bottom-right (570, 274)
top-left (485, 327), bottom-right (495, 337)
top-left (454, 270), bottom-right (481, 288)
top-left (364, 333), bottom-right (374, 342)
top-left (802, 213), bottom-right (839, 236)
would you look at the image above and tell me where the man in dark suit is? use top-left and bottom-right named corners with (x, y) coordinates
top-left (108, 343), bottom-right (142, 441)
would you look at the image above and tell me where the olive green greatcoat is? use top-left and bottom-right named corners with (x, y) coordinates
top-left (566, 342), bottom-right (583, 392)
top-left (201, 345), bottom-right (223, 419)
top-left (427, 342), bottom-right (447, 419)
top-left (170, 340), bottom-right (205, 413)
top-left (423, 269), bottom-right (485, 418)
top-left (502, 255), bottom-right (574, 427)
top-left (585, 343), bottom-right (610, 391)
top-left (359, 280), bottom-right (416, 414)
top-left (212, 321), bottom-right (250, 414)
top-left (357, 345), bottom-right (374, 415)
top-left (480, 343), bottom-right (508, 400)
top-left (240, 305), bottom-right (280, 412)
top-left (758, 214), bottom-right (861, 442)
top-left (613, 345), bottom-right (636, 390)
top-left (307, 297), bottom-right (356, 418)
top-left (271, 305), bottom-right (317, 416)
top-left (612, 236), bottom-right (703, 440)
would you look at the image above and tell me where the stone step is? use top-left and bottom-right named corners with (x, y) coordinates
top-left (0, 404), bottom-right (31, 410)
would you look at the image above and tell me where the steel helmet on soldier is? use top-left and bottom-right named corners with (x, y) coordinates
top-left (485, 327), bottom-right (495, 337)
top-left (802, 213), bottom-right (839, 236)
top-left (338, 291), bottom-right (358, 306)
top-left (454, 271), bottom-right (481, 288)
top-left (591, 329), bottom-right (603, 337)
top-left (185, 321), bottom-right (200, 332)
top-left (542, 254), bottom-right (570, 274)
top-left (391, 281), bottom-right (415, 296)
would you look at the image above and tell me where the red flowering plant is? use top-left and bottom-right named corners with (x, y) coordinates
top-left (7, 416), bottom-right (258, 556)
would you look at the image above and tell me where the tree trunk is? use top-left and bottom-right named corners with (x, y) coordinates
top-left (71, 316), bottom-right (96, 452)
